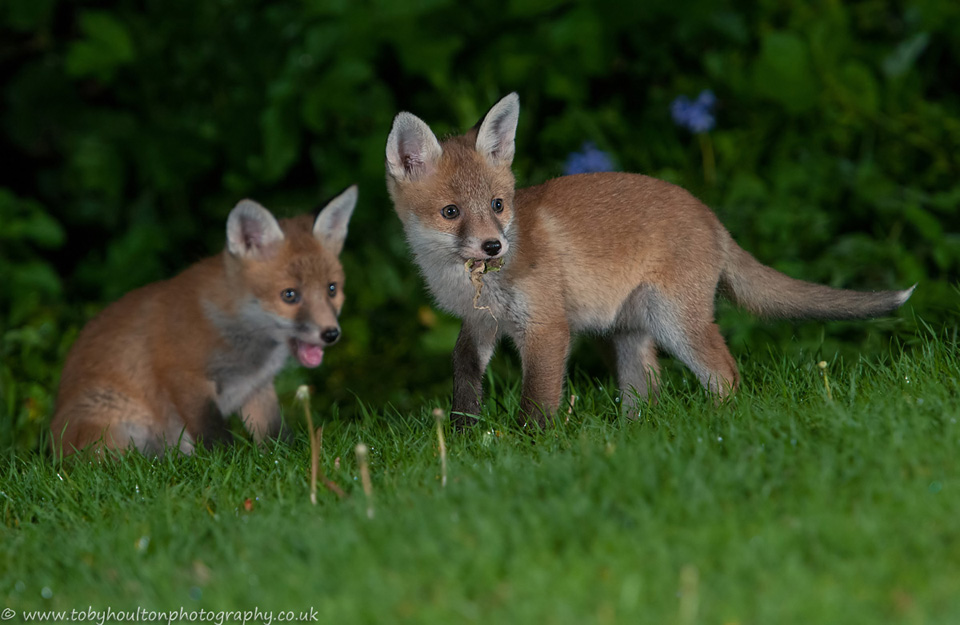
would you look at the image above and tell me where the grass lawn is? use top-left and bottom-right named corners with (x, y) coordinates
top-left (2, 334), bottom-right (959, 624)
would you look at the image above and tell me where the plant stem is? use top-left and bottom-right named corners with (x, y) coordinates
top-left (698, 132), bottom-right (716, 185)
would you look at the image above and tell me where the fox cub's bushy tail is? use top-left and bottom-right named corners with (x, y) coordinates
top-left (720, 233), bottom-right (915, 320)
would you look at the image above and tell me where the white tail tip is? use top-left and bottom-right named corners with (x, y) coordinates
top-left (897, 283), bottom-right (918, 306)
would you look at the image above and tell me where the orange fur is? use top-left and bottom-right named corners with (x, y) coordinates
top-left (50, 189), bottom-right (357, 457)
top-left (385, 94), bottom-right (914, 427)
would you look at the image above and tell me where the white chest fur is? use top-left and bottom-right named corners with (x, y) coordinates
top-left (203, 298), bottom-right (293, 416)
top-left (213, 343), bottom-right (289, 416)
top-left (421, 256), bottom-right (528, 331)
top-left (404, 218), bottom-right (528, 333)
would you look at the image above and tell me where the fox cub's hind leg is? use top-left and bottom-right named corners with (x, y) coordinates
top-left (638, 288), bottom-right (740, 399)
top-left (53, 389), bottom-right (192, 458)
top-left (653, 316), bottom-right (740, 398)
top-left (614, 331), bottom-right (661, 416)
top-left (685, 322), bottom-right (740, 397)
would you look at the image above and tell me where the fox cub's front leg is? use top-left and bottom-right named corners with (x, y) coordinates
top-left (451, 318), bottom-right (498, 428)
top-left (517, 317), bottom-right (571, 428)
top-left (239, 384), bottom-right (284, 443)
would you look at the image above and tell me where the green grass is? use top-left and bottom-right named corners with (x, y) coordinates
top-left (2, 334), bottom-right (959, 624)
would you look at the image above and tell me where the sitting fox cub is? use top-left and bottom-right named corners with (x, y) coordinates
top-left (385, 93), bottom-right (914, 427)
top-left (50, 187), bottom-right (357, 456)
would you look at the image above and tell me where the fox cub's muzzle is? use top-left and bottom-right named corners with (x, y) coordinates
top-left (481, 239), bottom-right (502, 257)
top-left (320, 327), bottom-right (340, 345)
top-left (463, 236), bottom-right (508, 261)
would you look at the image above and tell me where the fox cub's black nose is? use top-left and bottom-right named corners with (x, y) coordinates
top-left (320, 327), bottom-right (340, 345)
top-left (481, 239), bottom-right (502, 257)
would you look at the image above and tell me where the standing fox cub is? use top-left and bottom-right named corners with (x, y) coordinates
top-left (50, 187), bottom-right (357, 456)
top-left (385, 93), bottom-right (914, 427)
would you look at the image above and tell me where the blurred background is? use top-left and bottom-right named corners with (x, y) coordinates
top-left (2, 0), bottom-right (958, 454)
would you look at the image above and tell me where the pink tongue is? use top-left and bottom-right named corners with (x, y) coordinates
top-left (296, 341), bottom-right (324, 368)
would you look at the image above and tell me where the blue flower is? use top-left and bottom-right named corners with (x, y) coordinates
top-left (670, 89), bottom-right (716, 133)
top-left (563, 142), bottom-right (616, 175)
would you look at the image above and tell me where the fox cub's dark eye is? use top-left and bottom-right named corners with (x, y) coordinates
top-left (492, 198), bottom-right (504, 213)
top-left (281, 288), bottom-right (300, 304)
top-left (328, 282), bottom-right (337, 297)
top-left (441, 204), bottom-right (460, 220)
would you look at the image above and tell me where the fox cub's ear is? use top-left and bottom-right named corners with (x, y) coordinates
top-left (227, 200), bottom-right (285, 258)
top-left (476, 92), bottom-right (519, 167)
top-left (313, 185), bottom-right (357, 256)
top-left (386, 112), bottom-right (442, 182)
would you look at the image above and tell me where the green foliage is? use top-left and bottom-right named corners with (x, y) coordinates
top-left (64, 11), bottom-right (136, 81)
top-left (2, 0), bottom-right (959, 454)
top-left (2, 341), bottom-right (959, 621)
top-left (0, 190), bottom-right (70, 453)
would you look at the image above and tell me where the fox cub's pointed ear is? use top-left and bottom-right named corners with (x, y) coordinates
top-left (313, 185), bottom-right (357, 256)
top-left (386, 112), bottom-right (442, 181)
top-left (476, 92), bottom-right (519, 167)
top-left (227, 200), bottom-right (285, 258)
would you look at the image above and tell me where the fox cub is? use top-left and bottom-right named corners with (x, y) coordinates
top-left (50, 187), bottom-right (357, 456)
top-left (385, 93), bottom-right (914, 427)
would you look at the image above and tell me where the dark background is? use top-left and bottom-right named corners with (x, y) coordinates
top-left (2, 0), bottom-right (958, 454)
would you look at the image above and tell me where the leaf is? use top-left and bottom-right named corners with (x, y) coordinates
top-left (838, 61), bottom-right (879, 114)
top-left (882, 32), bottom-right (930, 78)
top-left (752, 31), bottom-right (818, 114)
top-left (902, 204), bottom-right (942, 241)
top-left (65, 11), bottom-right (136, 81)
top-left (0, 190), bottom-right (65, 248)
top-left (68, 135), bottom-right (126, 200)
top-left (507, 0), bottom-right (568, 17)
top-left (5, 261), bottom-right (63, 299)
top-left (2, 212), bottom-right (66, 248)
top-left (260, 102), bottom-right (301, 183)
top-left (74, 224), bottom-right (167, 300)
top-left (2, 0), bottom-right (57, 31)
top-left (420, 319), bottom-right (461, 354)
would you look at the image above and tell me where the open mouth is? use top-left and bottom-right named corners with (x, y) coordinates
top-left (290, 339), bottom-right (324, 368)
